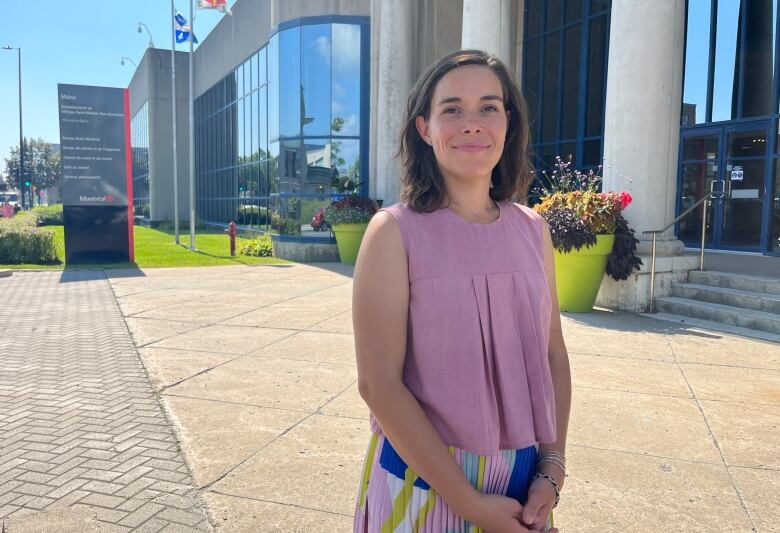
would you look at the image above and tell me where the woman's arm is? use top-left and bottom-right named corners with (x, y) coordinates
top-left (520, 215), bottom-right (572, 529)
top-left (353, 212), bottom-right (542, 532)
top-left (536, 215), bottom-right (572, 487)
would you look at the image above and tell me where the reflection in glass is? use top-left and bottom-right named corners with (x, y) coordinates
top-left (712, 0), bottom-right (740, 122)
top-left (682, 0), bottom-right (711, 125)
top-left (678, 161), bottom-right (716, 245)
top-left (743, 0), bottom-right (776, 117)
top-left (301, 25), bottom-right (332, 136)
top-left (721, 158), bottom-right (764, 247)
top-left (683, 135), bottom-right (719, 160)
top-left (332, 24), bottom-right (362, 136)
top-left (582, 139), bottom-right (601, 166)
top-left (279, 27), bottom-right (301, 138)
top-left (527, 0), bottom-right (543, 37)
top-left (268, 34), bottom-right (280, 141)
top-left (728, 130), bottom-right (768, 158)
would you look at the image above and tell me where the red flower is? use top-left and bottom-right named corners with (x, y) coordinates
top-left (619, 191), bottom-right (632, 209)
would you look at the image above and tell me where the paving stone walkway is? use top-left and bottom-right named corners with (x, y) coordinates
top-left (0, 271), bottom-right (212, 532)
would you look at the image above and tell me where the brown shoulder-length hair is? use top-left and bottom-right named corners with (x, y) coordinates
top-left (398, 49), bottom-right (534, 212)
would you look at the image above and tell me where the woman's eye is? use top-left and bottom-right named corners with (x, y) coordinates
top-left (442, 107), bottom-right (460, 115)
top-left (482, 105), bottom-right (499, 112)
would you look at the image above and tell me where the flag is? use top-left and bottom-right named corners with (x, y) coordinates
top-left (174, 11), bottom-right (198, 43)
top-left (197, 0), bottom-right (232, 15)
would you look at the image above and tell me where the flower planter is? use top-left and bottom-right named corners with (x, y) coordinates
top-left (332, 223), bottom-right (369, 264)
top-left (554, 234), bottom-right (615, 312)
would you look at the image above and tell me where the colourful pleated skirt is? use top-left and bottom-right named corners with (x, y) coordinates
top-left (354, 432), bottom-right (539, 533)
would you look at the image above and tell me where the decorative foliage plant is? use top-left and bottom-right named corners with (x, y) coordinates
top-left (533, 156), bottom-right (642, 281)
top-left (324, 195), bottom-right (380, 226)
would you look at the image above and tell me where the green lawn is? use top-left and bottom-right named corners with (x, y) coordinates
top-left (1, 225), bottom-right (289, 270)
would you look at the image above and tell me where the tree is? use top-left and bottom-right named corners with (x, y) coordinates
top-left (3, 138), bottom-right (61, 202)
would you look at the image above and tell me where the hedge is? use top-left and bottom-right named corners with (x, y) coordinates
top-left (0, 211), bottom-right (59, 264)
top-left (31, 204), bottom-right (63, 226)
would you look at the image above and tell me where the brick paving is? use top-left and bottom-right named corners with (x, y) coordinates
top-left (0, 271), bottom-right (212, 532)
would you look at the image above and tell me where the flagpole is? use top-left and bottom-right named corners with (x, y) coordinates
top-left (171, 0), bottom-right (180, 244)
top-left (188, 0), bottom-right (197, 251)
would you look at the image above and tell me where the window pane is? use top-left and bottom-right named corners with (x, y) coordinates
top-left (712, 0), bottom-right (740, 122)
top-left (582, 138), bottom-right (601, 166)
top-left (773, 159), bottom-right (780, 252)
top-left (561, 25), bottom-right (581, 139)
top-left (541, 32), bottom-right (560, 142)
top-left (268, 34), bottom-right (280, 141)
top-left (258, 85), bottom-right (268, 159)
top-left (585, 15), bottom-right (607, 136)
top-left (332, 24), bottom-right (362, 136)
top-left (332, 138), bottom-right (360, 191)
top-left (303, 139), bottom-right (334, 195)
top-left (279, 27), bottom-right (301, 137)
top-left (683, 135), bottom-right (719, 160)
top-left (546, 0), bottom-right (562, 31)
top-left (269, 142), bottom-right (280, 195)
top-left (590, 0), bottom-right (608, 13)
top-left (682, 0), bottom-right (711, 125)
top-left (523, 38), bottom-right (541, 142)
top-left (565, 0), bottom-right (582, 22)
top-left (237, 98), bottom-right (245, 160)
top-left (743, 0), bottom-right (776, 117)
top-left (277, 140), bottom-right (302, 193)
top-left (301, 24), bottom-right (332, 136)
top-left (527, 0), bottom-right (543, 37)
top-left (258, 47), bottom-right (267, 85)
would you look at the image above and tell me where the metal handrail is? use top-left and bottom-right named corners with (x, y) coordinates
top-left (642, 192), bottom-right (714, 313)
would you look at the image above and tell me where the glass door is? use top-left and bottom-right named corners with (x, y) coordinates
top-left (718, 125), bottom-right (769, 250)
top-left (677, 122), bottom-right (771, 251)
top-left (678, 130), bottom-right (720, 246)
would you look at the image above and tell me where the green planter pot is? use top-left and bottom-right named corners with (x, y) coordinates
top-left (332, 223), bottom-right (369, 264)
top-left (554, 234), bottom-right (615, 313)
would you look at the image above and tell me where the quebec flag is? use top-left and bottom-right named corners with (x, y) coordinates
top-left (174, 11), bottom-right (198, 44)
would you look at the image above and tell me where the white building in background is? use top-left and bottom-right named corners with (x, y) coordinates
top-left (126, 0), bottom-right (779, 312)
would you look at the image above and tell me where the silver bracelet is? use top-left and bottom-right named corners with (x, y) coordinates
top-left (537, 457), bottom-right (566, 476)
top-left (531, 473), bottom-right (560, 508)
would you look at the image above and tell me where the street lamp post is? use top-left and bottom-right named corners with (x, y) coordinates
top-left (120, 57), bottom-right (138, 68)
top-left (3, 45), bottom-right (26, 209)
top-left (137, 23), bottom-right (156, 48)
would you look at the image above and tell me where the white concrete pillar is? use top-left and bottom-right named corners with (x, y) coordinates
top-left (461, 0), bottom-right (513, 67)
top-left (602, 0), bottom-right (686, 249)
top-left (596, 0), bottom-right (695, 312)
top-left (373, 0), bottom-right (416, 206)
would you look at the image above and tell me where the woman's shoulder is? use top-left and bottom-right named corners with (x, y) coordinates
top-left (505, 201), bottom-right (545, 223)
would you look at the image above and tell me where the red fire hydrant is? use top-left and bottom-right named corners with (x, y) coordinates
top-left (225, 221), bottom-right (237, 256)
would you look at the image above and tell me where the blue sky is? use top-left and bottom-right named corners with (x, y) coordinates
top-left (0, 1), bottom-right (236, 170)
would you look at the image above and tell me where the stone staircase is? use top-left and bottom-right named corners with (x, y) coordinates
top-left (652, 270), bottom-right (780, 342)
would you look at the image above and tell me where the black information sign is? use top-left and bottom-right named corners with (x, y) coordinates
top-left (58, 84), bottom-right (134, 263)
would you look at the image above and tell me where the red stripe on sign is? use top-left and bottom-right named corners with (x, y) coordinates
top-left (123, 89), bottom-right (135, 262)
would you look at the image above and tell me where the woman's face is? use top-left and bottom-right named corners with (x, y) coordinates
top-left (416, 65), bottom-right (508, 186)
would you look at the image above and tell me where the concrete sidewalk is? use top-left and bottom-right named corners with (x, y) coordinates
top-left (109, 263), bottom-right (779, 532)
top-left (2, 264), bottom-right (778, 531)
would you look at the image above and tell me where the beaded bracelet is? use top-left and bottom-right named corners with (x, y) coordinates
top-left (531, 473), bottom-right (560, 508)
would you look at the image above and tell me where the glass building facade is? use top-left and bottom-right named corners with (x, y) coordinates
top-left (680, 0), bottom-right (780, 254)
top-left (195, 16), bottom-right (368, 240)
top-left (131, 101), bottom-right (150, 220)
top-left (522, 0), bottom-right (611, 180)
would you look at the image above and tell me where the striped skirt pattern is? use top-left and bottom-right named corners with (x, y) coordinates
top-left (354, 432), bottom-right (538, 533)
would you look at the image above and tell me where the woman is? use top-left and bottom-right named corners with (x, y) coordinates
top-left (353, 50), bottom-right (571, 533)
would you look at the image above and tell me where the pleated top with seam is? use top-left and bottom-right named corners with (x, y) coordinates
top-left (369, 200), bottom-right (557, 455)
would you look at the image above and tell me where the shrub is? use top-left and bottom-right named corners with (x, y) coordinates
top-left (238, 234), bottom-right (274, 257)
top-left (0, 226), bottom-right (59, 264)
top-left (31, 204), bottom-right (63, 226)
top-left (0, 211), bottom-right (38, 229)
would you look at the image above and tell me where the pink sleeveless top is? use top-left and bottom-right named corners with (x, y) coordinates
top-left (369, 200), bottom-right (557, 455)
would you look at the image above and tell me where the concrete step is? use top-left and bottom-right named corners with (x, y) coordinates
top-left (688, 270), bottom-right (780, 295)
top-left (671, 282), bottom-right (780, 314)
top-left (643, 312), bottom-right (780, 344)
top-left (654, 296), bottom-right (780, 335)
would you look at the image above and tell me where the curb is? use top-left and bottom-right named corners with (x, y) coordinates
top-left (0, 269), bottom-right (12, 278)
